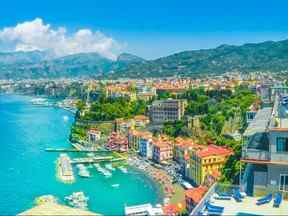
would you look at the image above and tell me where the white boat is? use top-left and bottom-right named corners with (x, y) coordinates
top-left (77, 164), bottom-right (91, 178)
top-left (94, 163), bottom-right (112, 177)
top-left (65, 192), bottom-right (89, 209)
top-left (119, 166), bottom-right (128, 174)
top-left (112, 184), bottom-right (120, 188)
top-left (105, 163), bottom-right (115, 171)
top-left (63, 115), bottom-right (69, 122)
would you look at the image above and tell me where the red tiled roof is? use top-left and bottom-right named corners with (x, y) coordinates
top-left (196, 145), bottom-right (233, 158)
top-left (185, 186), bottom-right (207, 203)
top-left (162, 204), bottom-right (183, 216)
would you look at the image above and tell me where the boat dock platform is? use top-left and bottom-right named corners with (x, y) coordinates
top-left (71, 156), bottom-right (113, 164)
top-left (57, 154), bottom-right (74, 183)
top-left (46, 148), bottom-right (108, 153)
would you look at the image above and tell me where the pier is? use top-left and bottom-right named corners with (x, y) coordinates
top-left (57, 154), bottom-right (74, 183)
top-left (45, 148), bottom-right (108, 153)
top-left (71, 156), bottom-right (113, 164)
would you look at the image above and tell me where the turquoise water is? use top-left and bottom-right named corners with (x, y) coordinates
top-left (236, 213), bottom-right (263, 216)
top-left (0, 94), bottom-right (161, 215)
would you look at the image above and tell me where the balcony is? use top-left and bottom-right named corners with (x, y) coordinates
top-left (242, 148), bottom-right (270, 161)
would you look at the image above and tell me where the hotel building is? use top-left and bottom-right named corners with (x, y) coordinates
top-left (241, 93), bottom-right (288, 196)
top-left (148, 99), bottom-right (187, 123)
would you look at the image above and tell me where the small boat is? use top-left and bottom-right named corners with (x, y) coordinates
top-left (77, 164), bottom-right (91, 178)
top-left (65, 192), bottom-right (89, 209)
top-left (105, 163), bottom-right (115, 171)
top-left (119, 166), bottom-right (128, 174)
top-left (112, 184), bottom-right (120, 188)
top-left (63, 115), bottom-right (69, 122)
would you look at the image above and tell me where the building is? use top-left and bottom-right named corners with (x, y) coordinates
top-left (241, 94), bottom-right (288, 196)
top-left (185, 145), bottom-right (233, 186)
top-left (106, 132), bottom-right (128, 152)
top-left (148, 99), bottom-right (187, 123)
top-left (246, 101), bottom-right (260, 123)
top-left (173, 137), bottom-right (203, 175)
top-left (115, 115), bottom-right (150, 135)
top-left (115, 118), bottom-right (135, 135)
top-left (139, 136), bottom-right (153, 159)
top-left (128, 129), bottom-right (152, 151)
top-left (87, 128), bottom-right (101, 143)
top-left (185, 186), bottom-right (207, 213)
top-left (133, 115), bottom-right (150, 128)
top-left (124, 203), bottom-right (163, 216)
top-left (152, 136), bottom-right (173, 163)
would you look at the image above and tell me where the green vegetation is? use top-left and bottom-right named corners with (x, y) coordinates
top-left (163, 120), bottom-right (192, 138)
top-left (163, 86), bottom-right (257, 184)
top-left (80, 97), bottom-right (147, 121)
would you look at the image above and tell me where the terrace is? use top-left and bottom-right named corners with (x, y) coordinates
top-left (191, 183), bottom-right (288, 216)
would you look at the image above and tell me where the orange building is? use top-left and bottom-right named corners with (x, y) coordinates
top-left (185, 186), bottom-right (208, 213)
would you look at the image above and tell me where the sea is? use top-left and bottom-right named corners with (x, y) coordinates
top-left (0, 94), bottom-right (161, 215)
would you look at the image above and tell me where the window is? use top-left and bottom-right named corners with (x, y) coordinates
top-left (279, 174), bottom-right (288, 192)
top-left (276, 137), bottom-right (288, 152)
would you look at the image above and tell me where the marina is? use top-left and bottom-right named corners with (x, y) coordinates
top-left (0, 95), bottom-right (161, 215)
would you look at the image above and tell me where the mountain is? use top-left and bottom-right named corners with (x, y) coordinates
top-left (0, 52), bottom-right (116, 79)
top-left (116, 53), bottom-right (145, 64)
top-left (2, 39), bottom-right (288, 79)
top-left (108, 39), bottom-right (288, 78)
top-left (0, 50), bottom-right (53, 66)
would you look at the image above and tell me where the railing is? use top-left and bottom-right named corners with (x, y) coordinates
top-left (242, 148), bottom-right (270, 161)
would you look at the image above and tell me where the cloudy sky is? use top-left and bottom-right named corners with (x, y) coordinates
top-left (0, 0), bottom-right (288, 59)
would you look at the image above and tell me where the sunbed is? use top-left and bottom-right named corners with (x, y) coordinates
top-left (273, 192), bottom-right (282, 208)
top-left (256, 193), bottom-right (272, 205)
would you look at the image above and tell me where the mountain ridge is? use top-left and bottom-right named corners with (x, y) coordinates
top-left (1, 39), bottom-right (288, 79)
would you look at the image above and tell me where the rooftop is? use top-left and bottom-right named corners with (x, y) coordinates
top-left (185, 186), bottom-right (208, 203)
top-left (195, 145), bottom-right (233, 158)
top-left (243, 107), bottom-right (272, 137)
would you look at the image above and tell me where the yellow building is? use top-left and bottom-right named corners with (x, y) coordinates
top-left (185, 145), bottom-right (233, 185)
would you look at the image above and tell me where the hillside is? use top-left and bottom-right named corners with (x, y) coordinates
top-left (2, 39), bottom-right (288, 79)
top-left (108, 39), bottom-right (288, 78)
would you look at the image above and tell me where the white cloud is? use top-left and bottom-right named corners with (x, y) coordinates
top-left (0, 18), bottom-right (121, 60)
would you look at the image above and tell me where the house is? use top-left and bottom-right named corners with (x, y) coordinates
top-left (106, 132), bottom-right (128, 152)
top-left (152, 136), bottom-right (173, 163)
top-left (185, 186), bottom-right (207, 213)
top-left (133, 115), bottom-right (150, 128)
top-left (87, 128), bottom-right (101, 143)
top-left (128, 129), bottom-right (152, 151)
top-left (173, 137), bottom-right (203, 175)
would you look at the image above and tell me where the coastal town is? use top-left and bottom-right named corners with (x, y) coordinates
top-left (1, 73), bottom-right (288, 215)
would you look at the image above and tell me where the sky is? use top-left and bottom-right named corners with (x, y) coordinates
top-left (0, 0), bottom-right (288, 59)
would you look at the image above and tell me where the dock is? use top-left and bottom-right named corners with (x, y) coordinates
top-left (45, 148), bottom-right (108, 153)
top-left (57, 154), bottom-right (74, 183)
top-left (71, 156), bottom-right (113, 164)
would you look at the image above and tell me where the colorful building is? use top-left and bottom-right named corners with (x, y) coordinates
top-left (173, 137), bottom-right (203, 175)
top-left (128, 129), bottom-right (152, 151)
top-left (106, 132), bottom-right (128, 152)
top-left (185, 145), bottom-right (233, 185)
top-left (185, 186), bottom-right (207, 213)
top-left (152, 136), bottom-right (173, 163)
top-left (87, 128), bottom-right (101, 143)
